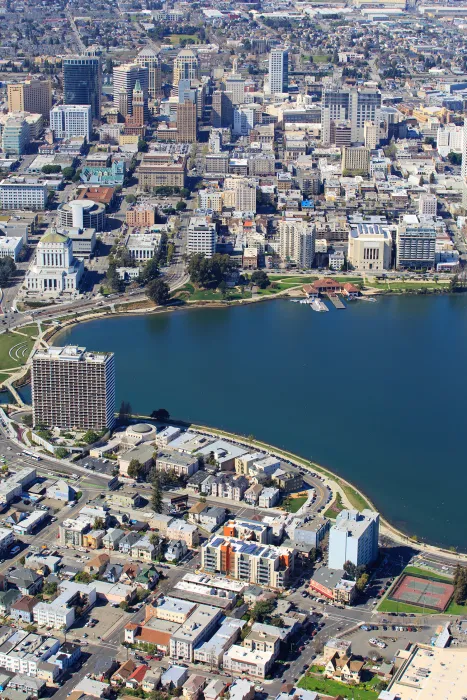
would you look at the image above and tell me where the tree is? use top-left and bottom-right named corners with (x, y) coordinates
top-left (138, 138), bottom-right (148, 152)
top-left (118, 401), bottom-right (132, 425)
top-left (106, 262), bottom-right (123, 293)
top-left (142, 256), bottom-right (160, 284)
top-left (176, 200), bottom-right (187, 211)
top-left (356, 573), bottom-right (369, 591)
top-left (150, 408), bottom-right (170, 421)
top-left (125, 194), bottom-right (136, 204)
top-left (251, 270), bottom-right (270, 289)
top-left (150, 532), bottom-right (160, 548)
top-left (43, 581), bottom-right (58, 595)
top-left (75, 571), bottom-right (93, 584)
top-left (148, 278), bottom-right (170, 306)
top-left (151, 475), bottom-right (163, 513)
top-left (42, 164), bottom-right (61, 174)
top-left (128, 459), bottom-right (143, 479)
top-left (429, 172), bottom-right (435, 184)
top-left (120, 600), bottom-right (129, 611)
top-left (343, 560), bottom-right (358, 580)
top-left (447, 152), bottom-right (462, 165)
top-left (55, 447), bottom-right (69, 459)
top-left (82, 430), bottom-right (100, 445)
top-left (93, 517), bottom-right (105, 530)
top-left (454, 565), bottom-right (467, 604)
top-left (250, 599), bottom-right (275, 623)
top-left (62, 167), bottom-right (75, 180)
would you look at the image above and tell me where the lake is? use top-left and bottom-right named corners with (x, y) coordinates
top-left (57, 295), bottom-right (467, 551)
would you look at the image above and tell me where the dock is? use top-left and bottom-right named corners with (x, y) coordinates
top-left (328, 294), bottom-right (346, 309)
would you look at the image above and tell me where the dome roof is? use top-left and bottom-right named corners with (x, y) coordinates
top-left (129, 423), bottom-right (153, 434)
top-left (41, 228), bottom-right (68, 244)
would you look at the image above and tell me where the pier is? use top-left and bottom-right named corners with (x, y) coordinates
top-left (328, 294), bottom-right (346, 309)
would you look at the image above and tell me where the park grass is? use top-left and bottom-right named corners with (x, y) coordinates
top-left (0, 332), bottom-right (34, 370)
top-left (15, 324), bottom-right (40, 338)
top-left (168, 34), bottom-right (200, 45)
top-left (283, 495), bottom-right (308, 513)
top-left (403, 565), bottom-right (453, 582)
top-left (189, 289), bottom-right (251, 302)
top-left (299, 674), bottom-right (378, 699)
top-left (369, 280), bottom-right (450, 291)
top-left (0, 373), bottom-right (12, 386)
top-left (324, 492), bottom-right (344, 519)
top-left (336, 480), bottom-right (371, 512)
top-left (377, 598), bottom-right (438, 615)
top-left (312, 55), bottom-right (331, 63)
top-left (446, 600), bottom-right (467, 615)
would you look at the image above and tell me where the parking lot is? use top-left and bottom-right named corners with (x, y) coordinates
top-left (68, 599), bottom-right (129, 645)
top-left (347, 622), bottom-right (437, 661)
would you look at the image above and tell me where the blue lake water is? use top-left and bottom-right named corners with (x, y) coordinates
top-left (57, 295), bottom-right (467, 551)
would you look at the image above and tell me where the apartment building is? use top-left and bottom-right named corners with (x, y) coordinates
top-left (348, 223), bottom-right (392, 271)
top-left (187, 217), bottom-right (217, 258)
top-left (201, 536), bottom-right (294, 589)
top-left (0, 631), bottom-right (60, 678)
top-left (126, 204), bottom-right (156, 227)
top-left (59, 518), bottom-right (91, 547)
top-left (0, 179), bottom-right (48, 210)
top-left (278, 219), bottom-right (315, 269)
top-left (170, 605), bottom-right (222, 662)
top-left (396, 215), bottom-right (436, 269)
top-left (155, 597), bottom-right (197, 624)
top-left (223, 645), bottom-right (274, 679)
top-left (342, 146), bottom-right (370, 175)
top-left (268, 49), bottom-right (289, 95)
top-left (156, 450), bottom-right (199, 477)
top-left (194, 617), bottom-right (245, 667)
top-left (32, 345), bottom-right (116, 430)
top-left (33, 581), bottom-right (96, 630)
top-left (328, 509), bottom-right (379, 570)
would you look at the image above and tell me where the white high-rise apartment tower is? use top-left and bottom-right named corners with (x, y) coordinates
top-left (50, 105), bottom-right (91, 140)
top-left (279, 219), bottom-right (315, 269)
top-left (461, 119), bottom-right (467, 179)
top-left (268, 49), bottom-right (289, 95)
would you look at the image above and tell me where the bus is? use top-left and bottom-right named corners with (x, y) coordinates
top-left (22, 451), bottom-right (42, 462)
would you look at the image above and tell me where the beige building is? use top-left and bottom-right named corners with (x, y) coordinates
top-left (278, 218), bottom-right (315, 268)
top-left (155, 596), bottom-right (197, 624)
top-left (223, 177), bottom-right (257, 214)
top-left (363, 121), bottom-right (378, 150)
top-left (137, 154), bottom-right (186, 191)
top-left (235, 452), bottom-right (266, 476)
top-left (8, 80), bottom-right (52, 120)
top-left (166, 519), bottom-right (199, 548)
top-left (342, 146), bottom-right (370, 175)
top-left (126, 204), bottom-right (156, 226)
top-left (173, 49), bottom-right (200, 86)
top-left (348, 223), bottom-right (392, 272)
top-left (177, 101), bottom-right (197, 143)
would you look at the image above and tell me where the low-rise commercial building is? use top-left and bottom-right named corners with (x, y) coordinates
top-left (223, 645), bottom-right (274, 679)
top-left (156, 450), bottom-right (199, 477)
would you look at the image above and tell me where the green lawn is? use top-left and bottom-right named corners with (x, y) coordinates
top-left (284, 495), bottom-right (308, 513)
top-left (403, 566), bottom-right (453, 582)
top-left (312, 55), bottom-right (331, 63)
top-left (16, 324), bottom-right (40, 338)
top-left (299, 675), bottom-right (378, 699)
top-left (324, 492), bottom-right (344, 519)
top-left (377, 598), bottom-right (438, 615)
top-left (0, 332), bottom-right (34, 370)
top-left (168, 34), bottom-right (200, 44)
top-left (0, 373), bottom-right (11, 385)
top-left (337, 480), bottom-right (371, 512)
top-left (446, 600), bottom-right (467, 615)
top-left (189, 289), bottom-right (251, 301)
top-left (369, 280), bottom-right (450, 291)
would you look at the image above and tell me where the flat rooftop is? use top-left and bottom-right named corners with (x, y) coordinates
top-left (33, 346), bottom-right (111, 363)
top-left (385, 644), bottom-right (467, 700)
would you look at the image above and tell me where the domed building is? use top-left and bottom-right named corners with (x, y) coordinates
top-left (124, 422), bottom-right (157, 445)
top-left (23, 227), bottom-right (83, 296)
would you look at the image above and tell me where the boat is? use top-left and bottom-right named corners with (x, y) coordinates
top-left (310, 299), bottom-right (329, 312)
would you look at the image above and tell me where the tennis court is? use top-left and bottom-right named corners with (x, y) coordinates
top-left (389, 574), bottom-right (454, 612)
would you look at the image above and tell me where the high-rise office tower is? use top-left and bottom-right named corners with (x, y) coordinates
top-left (7, 80), bottom-right (52, 121)
top-left (173, 49), bottom-right (200, 86)
top-left (32, 345), bottom-right (116, 430)
top-left (113, 63), bottom-right (148, 116)
top-left (211, 90), bottom-right (233, 128)
top-left (268, 49), bottom-right (289, 95)
top-left (321, 87), bottom-right (381, 145)
top-left (136, 47), bottom-right (162, 99)
top-left (63, 56), bottom-right (101, 122)
top-left (50, 105), bottom-right (92, 140)
top-left (177, 100), bottom-right (197, 143)
top-left (224, 75), bottom-right (245, 105)
top-left (131, 81), bottom-right (145, 127)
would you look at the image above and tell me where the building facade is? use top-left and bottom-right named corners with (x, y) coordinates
top-left (32, 345), bottom-right (116, 429)
top-left (328, 509), bottom-right (379, 570)
top-left (50, 105), bottom-right (92, 140)
top-left (63, 56), bottom-right (102, 122)
top-left (268, 49), bottom-right (289, 95)
top-left (348, 223), bottom-right (392, 271)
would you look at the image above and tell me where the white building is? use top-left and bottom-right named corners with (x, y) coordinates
top-left (278, 218), bottom-right (315, 268)
top-left (223, 645), bottom-right (274, 679)
top-left (0, 179), bottom-right (48, 210)
top-left (125, 232), bottom-right (161, 262)
top-left (328, 509), bottom-right (379, 570)
top-left (419, 193), bottom-right (437, 217)
top-left (268, 49), bottom-right (289, 95)
top-left (233, 107), bottom-right (256, 136)
top-left (169, 605), bottom-right (222, 661)
top-left (0, 527), bottom-right (15, 553)
top-left (187, 217), bottom-right (217, 258)
top-left (396, 215), bottom-right (436, 269)
top-left (50, 105), bottom-right (91, 140)
top-left (462, 118), bottom-right (467, 180)
top-left (24, 228), bottom-right (83, 295)
top-left (0, 237), bottom-right (23, 261)
top-left (437, 123), bottom-right (463, 157)
top-left (33, 581), bottom-right (96, 630)
top-left (348, 223), bottom-right (392, 271)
